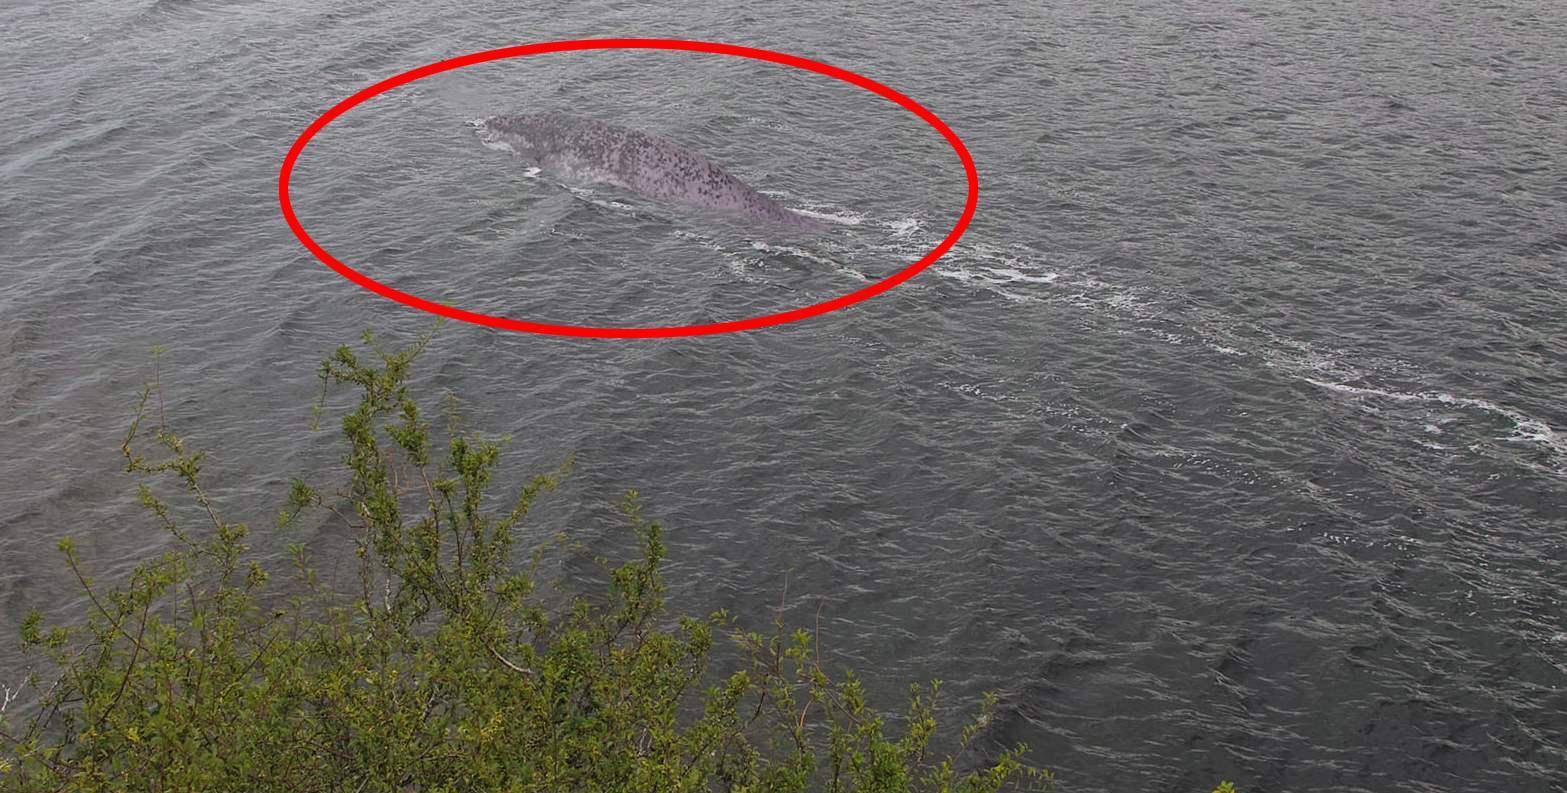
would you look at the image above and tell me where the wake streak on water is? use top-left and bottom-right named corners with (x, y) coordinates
top-left (1305, 379), bottom-right (1567, 460)
top-left (847, 216), bottom-right (1567, 479)
top-left (352, 139), bottom-right (1567, 484)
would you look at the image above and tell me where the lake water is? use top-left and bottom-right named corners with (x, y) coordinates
top-left (3, 1), bottom-right (1565, 789)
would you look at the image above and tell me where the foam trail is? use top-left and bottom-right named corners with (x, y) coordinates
top-left (1305, 379), bottom-right (1567, 458)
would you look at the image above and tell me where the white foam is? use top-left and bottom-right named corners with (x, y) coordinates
top-left (1305, 379), bottom-right (1567, 457)
top-left (939, 380), bottom-right (1017, 402)
top-left (479, 138), bottom-right (516, 155)
top-left (987, 268), bottom-right (1059, 284)
top-left (793, 207), bottom-right (864, 226)
top-left (679, 198), bottom-right (1567, 481)
top-left (907, 228), bottom-right (1566, 475)
top-left (749, 241), bottom-right (867, 281)
top-left (751, 241), bottom-right (832, 265)
top-left (757, 192), bottom-right (863, 226)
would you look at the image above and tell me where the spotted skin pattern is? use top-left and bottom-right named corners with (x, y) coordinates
top-left (475, 112), bottom-right (824, 232)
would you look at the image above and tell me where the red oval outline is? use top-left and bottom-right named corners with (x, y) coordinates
top-left (278, 38), bottom-right (978, 338)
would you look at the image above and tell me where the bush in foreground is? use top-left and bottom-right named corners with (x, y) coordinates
top-left (0, 330), bottom-right (1053, 792)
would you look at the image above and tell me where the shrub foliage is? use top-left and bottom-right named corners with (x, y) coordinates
top-left (1, 331), bottom-right (1050, 792)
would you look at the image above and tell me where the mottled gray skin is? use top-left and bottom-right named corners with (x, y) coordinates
top-left (475, 112), bottom-right (823, 232)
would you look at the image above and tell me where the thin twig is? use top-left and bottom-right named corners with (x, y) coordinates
top-left (485, 641), bottom-right (534, 676)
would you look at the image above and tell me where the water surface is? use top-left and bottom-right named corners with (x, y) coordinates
top-left (3, 1), bottom-right (1565, 790)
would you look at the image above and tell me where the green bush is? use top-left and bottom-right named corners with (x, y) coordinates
top-left (0, 329), bottom-right (1052, 792)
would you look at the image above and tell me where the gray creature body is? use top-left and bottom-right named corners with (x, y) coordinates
top-left (474, 112), bottom-right (824, 232)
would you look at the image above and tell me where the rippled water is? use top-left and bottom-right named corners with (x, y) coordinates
top-left (4, 1), bottom-right (1565, 790)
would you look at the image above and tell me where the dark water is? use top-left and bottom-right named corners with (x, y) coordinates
top-left (4, 1), bottom-right (1566, 790)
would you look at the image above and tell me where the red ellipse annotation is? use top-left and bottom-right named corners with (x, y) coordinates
top-left (278, 38), bottom-right (979, 338)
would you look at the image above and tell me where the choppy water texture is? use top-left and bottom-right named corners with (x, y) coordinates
top-left (3, 1), bottom-right (1565, 790)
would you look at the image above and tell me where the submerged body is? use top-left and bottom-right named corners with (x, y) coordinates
top-left (474, 112), bottom-right (823, 232)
